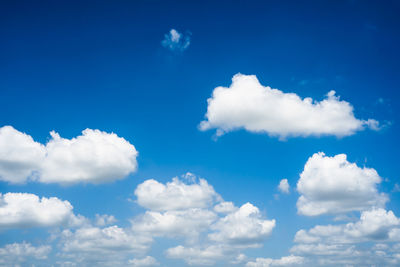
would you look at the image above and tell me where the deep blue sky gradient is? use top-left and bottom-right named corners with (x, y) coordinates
top-left (1, 0), bottom-right (400, 264)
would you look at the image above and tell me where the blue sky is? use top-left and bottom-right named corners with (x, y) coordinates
top-left (0, 1), bottom-right (400, 266)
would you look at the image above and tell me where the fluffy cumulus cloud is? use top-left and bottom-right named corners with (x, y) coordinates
top-left (0, 175), bottom-right (277, 266)
top-left (128, 256), bottom-right (159, 267)
top-left (294, 209), bottom-right (400, 245)
top-left (278, 179), bottom-right (290, 194)
top-left (132, 175), bottom-right (221, 242)
top-left (26, 174), bottom-right (276, 266)
top-left (209, 203), bottom-right (275, 247)
top-left (0, 242), bottom-right (51, 266)
top-left (166, 245), bottom-right (226, 266)
top-left (61, 225), bottom-right (151, 254)
top-left (134, 176), bottom-right (219, 211)
top-left (296, 152), bottom-right (388, 216)
top-left (246, 255), bottom-right (304, 267)
top-left (95, 214), bottom-right (117, 227)
top-left (199, 74), bottom-right (378, 139)
top-left (40, 129), bottom-right (138, 184)
top-left (286, 152), bottom-right (400, 266)
top-left (214, 201), bottom-right (237, 214)
top-left (132, 209), bottom-right (217, 240)
top-left (133, 174), bottom-right (276, 265)
top-left (59, 225), bottom-right (152, 266)
top-left (161, 29), bottom-right (191, 52)
top-left (0, 126), bottom-right (138, 184)
top-left (0, 126), bottom-right (45, 183)
top-left (0, 192), bottom-right (84, 229)
top-left (291, 209), bottom-right (400, 266)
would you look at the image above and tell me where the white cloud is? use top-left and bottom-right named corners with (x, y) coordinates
top-left (0, 126), bottom-right (45, 183)
top-left (61, 226), bottom-right (151, 254)
top-left (166, 245), bottom-right (226, 266)
top-left (95, 214), bottom-right (117, 227)
top-left (132, 208), bottom-right (217, 240)
top-left (161, 29), bottom-right (191, 51)
top-left (347, 209), bottom-right (400, 240)
top-left (0, 192), bottom-right (84, 229)
top-left (128, 256), bottom-right (159, 267)
top-left (278, 179), bottom-right (290, 194)
top-left (209, 203), bottom-right (275, 248)
top-left (232, 253), bottom-right (247, 264)
top-left (199, 74), bottom-right (378, 139)
top-left (0, 175), bottom-right (277, 266)
top-left (246, 255), bottom-right (304, 266)
top-left (59, 225), bottom-right (152, 266)
top-left (294, 209), bottom-right (400, 244)
top-left (0, 242), bottom-right (51, 266)
top-left (287, 153), bottom-right (400, 266)
top-left (290, 243), bottom-right (356, 256)
top-left (290, 209), bottom-right (400, 266)
top-left (0, 126), bottom-right (138, 184)
top-left (41, 129), bottom-right (138, 184)
top-left (214, 201), bottom-right (237, 214)
top-left (134, 177), bottom-right (219, 211)
top-left (296, 152), bottom-right (388, 216)
top-left (60, 169), bottom-right (277, 267)
top-left (133, 175), bottom-right (276, 265)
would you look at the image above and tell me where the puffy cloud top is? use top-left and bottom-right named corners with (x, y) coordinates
top-left (297, 152), bottom-right (388, 216)
top-left (0, 126), bottom-right (138, 184)
top-left (0, 126), bottom-right (46, 183)
top-left (291, 208), bottom-right (400, 266)
top-left (133, 175), bottom-right (276, 265)
top-left (199, 74), bottom-right (378, 139)
top-left (41, 129), bottom-right (138, 184)
top-left (0, 192), bottom-right (82, 229)
top-left (135, 177), bottom-right (219, 211)
top-left (214, 201), bottom-right (237, 214)
top-left (132, 209), bottom-right (217, 239)
top-left (209, 203), bottom-right (276, 247)
top-left (346, 209), bottom-right (400, 240)
top-left (294, 209), bottom-right (400, 245)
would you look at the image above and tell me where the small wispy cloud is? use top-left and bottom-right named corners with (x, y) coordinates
top-left (278, 178), bottom-right (290, 194)
top-left (162, 29), bottom-right (191, 52)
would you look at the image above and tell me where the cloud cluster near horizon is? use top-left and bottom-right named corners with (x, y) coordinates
top-left (0, 126), bottom-right (138, 185)
top-left (1, 150), bottom-right (400, 266)
top-left (285, 152), bottom-right (400, 266)
top-left (0, 174), bottom-right (277, 266)
top-left (199, 74), bottom-right (379, 139)
top-left (162, 29), bottom-right (191, 52)
top-left (132, 174), bottom-right (276, 265)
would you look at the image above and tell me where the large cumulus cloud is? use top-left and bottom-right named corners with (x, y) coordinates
top-left (199, 74), bottom-right (378, 139)
top-left (296, 152), bottom-right (388, 216)
top-left (0, 126), bottom-right (138, 184)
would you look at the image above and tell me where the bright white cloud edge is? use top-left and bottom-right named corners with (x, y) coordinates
top-left (0, 125), bottom-right (138, 184)
top-left (296, 152), bottom-right (388, 216)
top-left (199, 74), bottom-right (379, 139)
top-left (0, 192), bottom-right (85, 229)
